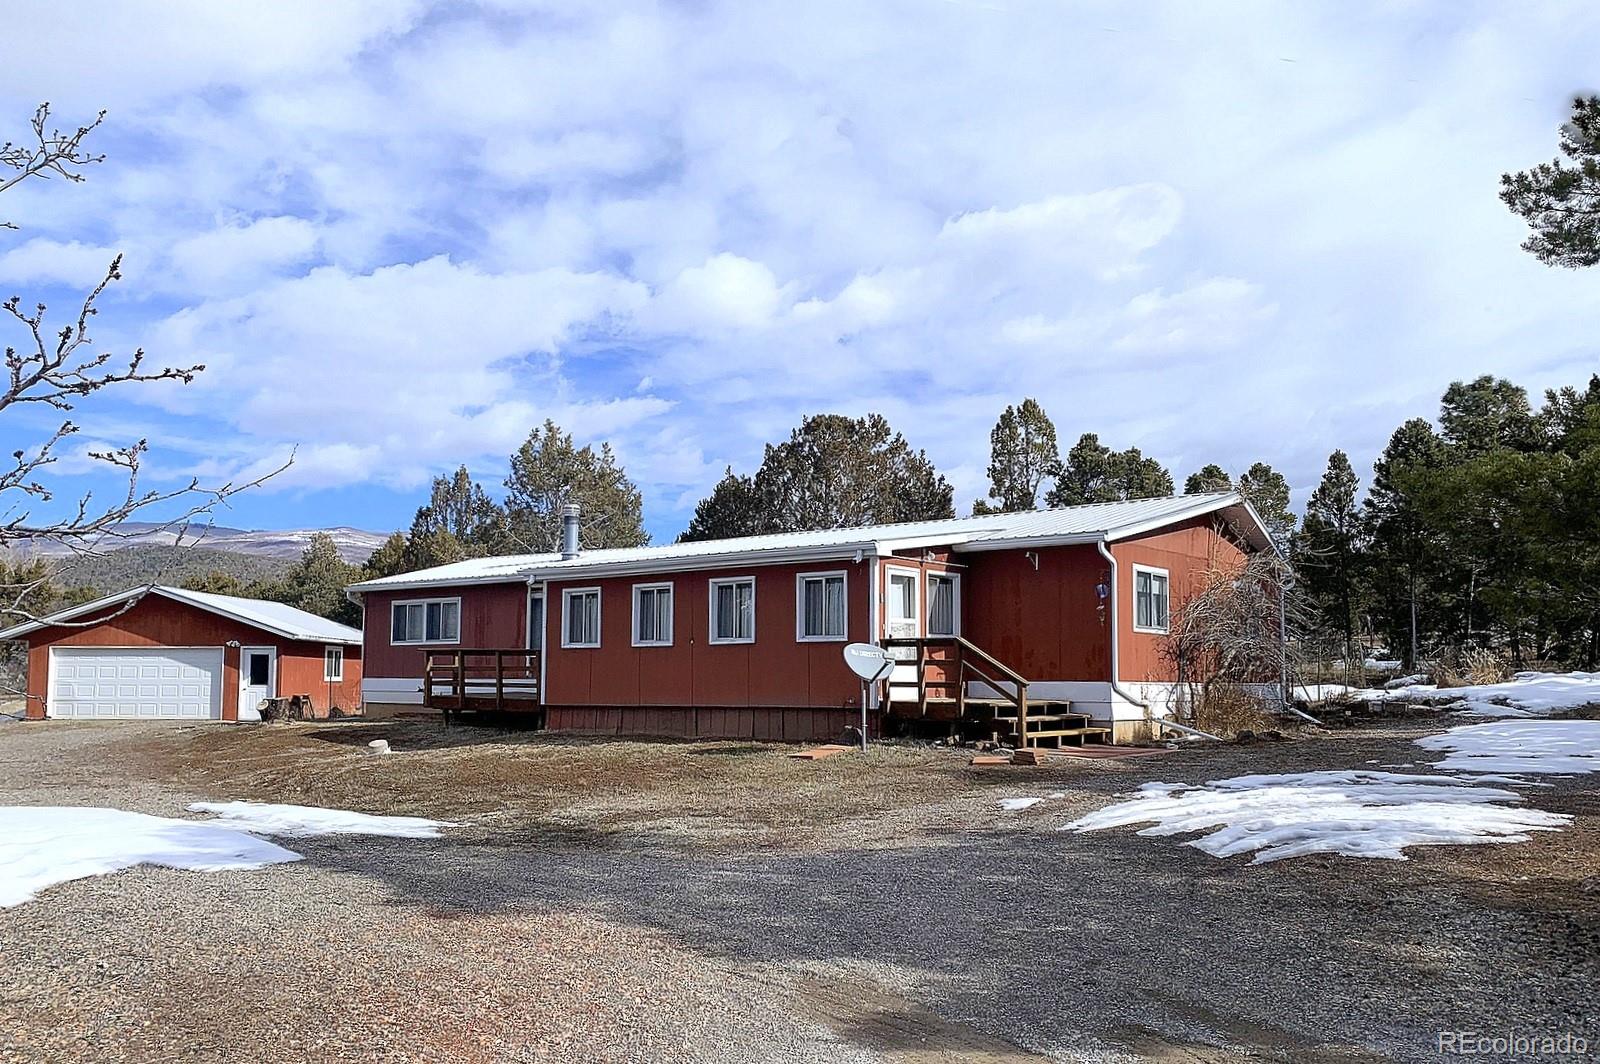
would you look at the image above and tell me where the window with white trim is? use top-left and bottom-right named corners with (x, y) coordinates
top-left (927, 572), bottom-right (959, 637)
top-left (324, 646), bottom-right (345, 682)
top-left (1133, 566), bottom-right (1170, 633)
top-left (796, 572), bottom-right (847, 641)
top-left (709, 577), bottom-right (756, 644)
top-left (563, 588), bottom-right (602, 648)
top-left (391, 598), bottom-right (460, 644)
top-left (633, 583), bottom-right (673, 646)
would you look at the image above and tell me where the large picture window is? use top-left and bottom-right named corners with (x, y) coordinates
top-left (796, 572), bottom-right (847, 641)
top-left (633, 583), bottom-right (673, 646)
top-left (563, 588), bottom-right (602, 648)
top-left (390, 598), bottom-right (460, 644)
top-left (927, 572), bottom-right (959, 637)
top-left (1133, 565), bottom-right (1170, 633)
top-left (709, 577), bottom-right (756, 644)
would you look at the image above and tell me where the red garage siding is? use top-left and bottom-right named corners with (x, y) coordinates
top-left (23, 595), bottom-right (361, 721)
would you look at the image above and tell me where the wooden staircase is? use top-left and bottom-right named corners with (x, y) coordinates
top-left (880, 637), bottom-right (1111, 749)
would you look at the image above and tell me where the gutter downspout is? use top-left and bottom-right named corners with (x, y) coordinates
top-left (1096, 537), bottom-right (1222, 743)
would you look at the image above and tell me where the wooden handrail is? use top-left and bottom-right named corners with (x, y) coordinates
top-left (422, 649), bottom-right (541, 718)
top-left (879, 635), bottom-right (1033, 746)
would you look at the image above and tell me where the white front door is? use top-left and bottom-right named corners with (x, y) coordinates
top-left (239, 647), bottom-right (277, 721)
top-left (885, 569), bottom-right (921, 697)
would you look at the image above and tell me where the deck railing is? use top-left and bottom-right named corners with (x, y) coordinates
top-left (422, 649), bottom-right (541, 717)
top-left (879, 635), bottom-right (1031, 742)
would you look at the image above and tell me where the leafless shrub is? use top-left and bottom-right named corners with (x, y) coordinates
top-left (1160, 550), bottom-right (1303, 736)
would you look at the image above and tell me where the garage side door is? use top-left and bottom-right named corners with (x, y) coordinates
top-left (49, 648), bottom-right (224, 720)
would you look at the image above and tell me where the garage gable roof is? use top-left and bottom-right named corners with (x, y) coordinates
top-left (0, 585), bottom-right (362, 645)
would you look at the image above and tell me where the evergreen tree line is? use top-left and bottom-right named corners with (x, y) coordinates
top-left (213, 370), bottom-right (1600, 676)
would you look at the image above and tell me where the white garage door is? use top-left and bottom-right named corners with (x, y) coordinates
top-left (48, 647), bottom-right (224, 720)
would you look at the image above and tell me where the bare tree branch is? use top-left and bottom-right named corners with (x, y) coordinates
top-left (0, 103), bottom-right (106, 229)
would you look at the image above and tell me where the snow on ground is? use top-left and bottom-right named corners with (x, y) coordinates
top-left (1353, 671), bottom-right (1600, 719)
top-left (1293, 684), bottom-right (1355, 703)
top-left (2, 803), bottom-right (454, 907)
top-left (189, 801), bottom-right (453, 838)
top-left (1065, 771), bottom-right (1569, 864)
top-left (0, 807), bottom-right (301, 907)
top-left (1416, 720), bottom-right (1600, 777)
top-left (999, 793), bottom-right (1064, 811)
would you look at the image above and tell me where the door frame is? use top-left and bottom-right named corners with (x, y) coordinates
top-left (239, 645), bottom-right (278, 717)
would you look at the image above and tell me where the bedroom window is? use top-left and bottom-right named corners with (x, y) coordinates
top-left (927, 573), bottom-right (959, 637)
top-left (709, 577), bottom-right (756, 644)
top-left (633, 583), bottom-right (673, 646)
top-left (562, 588), bottom-right (602, 648)
top-left (1133, 566), bottom-right (1170, 633)
top-left (390, 598), bottom-right (460, 644)
top-left (796, 572), bottom-right (847, 641)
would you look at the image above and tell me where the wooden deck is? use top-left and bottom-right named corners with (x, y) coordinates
top-left (423, 649), bottom-right (542, 722)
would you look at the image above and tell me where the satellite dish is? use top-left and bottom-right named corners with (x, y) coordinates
top-left (843, 642), bottom-right (894, 682)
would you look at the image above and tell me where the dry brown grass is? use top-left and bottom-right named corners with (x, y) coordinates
top-left (1189, 683), bottom-right (1274, 738)
top-left (105, 720), bottom-right (1106, 850)
top-left (1434, 646), bottom-right (1513, 689)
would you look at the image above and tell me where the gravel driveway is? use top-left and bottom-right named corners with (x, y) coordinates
top-left (1, 721), bottom-right (1595, 1063)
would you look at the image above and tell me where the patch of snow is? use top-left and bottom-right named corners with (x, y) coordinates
top-left (999, 792), bottom-right (1064, 812)
top-left (188, 801), bottom-right (452, 838)
top-left (0, 807), bottom-right (301, 907)
top-left (1383, 673), bottom-right (1428, 690)
top-left (1354, 671), bottom-right (1600, 719)
top-left (1416, 720), bottom-right (1600, 777)
top-left (1293, 684), bottom-right (1354, 703)
top-left (1063, 770), bottom-right (1568, 864)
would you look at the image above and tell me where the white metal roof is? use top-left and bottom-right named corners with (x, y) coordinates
top-left (0, 585), bottom-right (363, 645)
top-left (347, 492), bottom-right (1272, 592)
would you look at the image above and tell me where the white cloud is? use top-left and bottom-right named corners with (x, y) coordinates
top-left (3, 1), bottom-right (1599, 534)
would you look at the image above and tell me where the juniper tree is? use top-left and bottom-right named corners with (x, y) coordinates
top-left (504, 420), bottom-right (648, 552)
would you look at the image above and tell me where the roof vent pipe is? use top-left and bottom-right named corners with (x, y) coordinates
top-left (560, 504), bottom-right (582, 560)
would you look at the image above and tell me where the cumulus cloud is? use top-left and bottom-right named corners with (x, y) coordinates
top-left (3, 1), bottom-right (1598, 534)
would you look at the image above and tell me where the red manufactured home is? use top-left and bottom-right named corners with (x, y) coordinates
top-left (347, 493), bottom-right (1276, 744)
top-left (0, 585), bottom-right (363, 722)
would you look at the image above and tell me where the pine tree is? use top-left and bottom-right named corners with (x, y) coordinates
top-left (753, 413), bottom-right (954, 530)
top-left (1237, 462), bottom-right (1295, 547)
top-left (1045, 434), bottom-right (1175, 507)
top-left (678, 468), bottom-right (766, 542)
top-left (271, 533), bottom-right (362, 626)
top-left (1363, 419), bottom-right (1445, 669)
top-left (976, 398), bottom-right (1058, 513)
top-left (361, 532), bottom-right (410, 580)
top-left (1500, 95), bottom-right (1600, 268)
top-left (414, 465), bottom-right (504, 553)
top-left (1183, 464), bottom-right (1233, 495)
top-left (1298, 451), bottom-right (1363, 669)
top-left (503, 420), bottom-right (649, 553)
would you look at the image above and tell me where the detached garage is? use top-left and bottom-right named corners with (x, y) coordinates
top-left (0, 585), bottom-right (363, 722)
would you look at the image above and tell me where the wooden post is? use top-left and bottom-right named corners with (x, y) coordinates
top-left (495, 652), bottom-right (505, 713)
top-left (1017, 685), bottom-right (1029, 749)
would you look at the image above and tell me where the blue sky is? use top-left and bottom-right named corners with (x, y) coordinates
top-left (1, 1), bottom-right (1597, 544)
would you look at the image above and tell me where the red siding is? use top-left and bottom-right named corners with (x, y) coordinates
top-left (360, 583), bottom-right (528, 679)
top-left (543, 560), bottom-right (870, 711)
top-left (1110, 516), bottom-right (1250, 683)
top-left (24, 595), bottom-right (362, 720)
top-left (960, 543), bottom-right (1112, 681)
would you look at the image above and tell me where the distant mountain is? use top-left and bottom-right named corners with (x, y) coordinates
top-left (43, 545), bottom-right (296, 591)
top-left (14, 522), bottom-right (388, 564)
